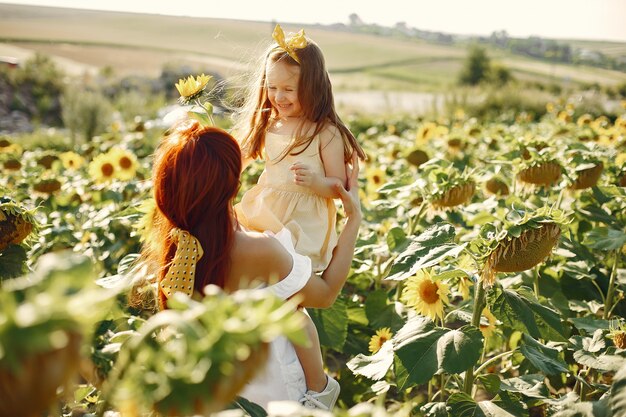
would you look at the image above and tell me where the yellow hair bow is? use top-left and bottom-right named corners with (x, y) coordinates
top-left (159, 228), bottom-right (204, 299)
top-left (272, 24), bottom-right (307, 64)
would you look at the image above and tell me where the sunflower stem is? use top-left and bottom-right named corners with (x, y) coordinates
top-left (440, 373), bottom-right (446, 400)
top-left (463, 281), bottom-right (486, 396)
top-left (428, 378), bottom-right (433, 402)
top-left (474, 349), bottom-right (517, 375)
top-left (533, 265), bottom-right (540, 298)
top-left (603, 249), bottom-right (620, 320)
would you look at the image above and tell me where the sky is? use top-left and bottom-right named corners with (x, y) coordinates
top-left (3, 0), bottom-right (626, 42)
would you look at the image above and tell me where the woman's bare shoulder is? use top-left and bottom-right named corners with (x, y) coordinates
top-left (230, 230), bottom-right (293, 283)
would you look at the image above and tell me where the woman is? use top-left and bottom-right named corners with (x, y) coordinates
top-left (145, 120), bottom-right (361, 409)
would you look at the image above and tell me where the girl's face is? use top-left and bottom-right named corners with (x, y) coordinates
top-left (266, 60), bottom-right (302, 119)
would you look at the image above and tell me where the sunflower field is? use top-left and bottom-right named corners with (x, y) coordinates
top-left (2, 78), bottom-right (626, 417)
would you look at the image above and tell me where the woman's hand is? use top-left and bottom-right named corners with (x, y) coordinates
top-left (334, 153), bottom-right (361, 220)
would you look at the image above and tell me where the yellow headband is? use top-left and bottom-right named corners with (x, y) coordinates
top-left (159, 228), bottom-right (204, 299)
top-left (272, 24), bottom-right (307, 64)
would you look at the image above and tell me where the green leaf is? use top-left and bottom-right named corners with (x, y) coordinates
top-left (447, 392), bottom-right (517, 417)
top-left (612, 364), bottom-right (626, 416)
top-left (583, 228), bottom-right (626, 251)
top-left (118, 253), bottom-right (140, 274)
top-left (492, 391), bottom-right (528, 417)
top-left (552, 397), bottom-right (611, 417)
top-left (387, 227), bottom-right (408, 252)
top-left (365, 290), bottom-right (402, 330)
top-left (393, 316), bottom-right (446, 388)
top-left (437, 325), bottom-right (484, 374)
top-left (421, 402), bottom-right (449, 417)
top-left (489, 286), bottom-right (567, 342)
top-left (0, 244), bottom-right (29, 280)
top-left (583, 329), bottom-right (606, 353)
top-left (499, 374), bottom-right (549, 399)
top-left (229, 396), bottom-right (268, 417)
top-left (477, 374), bottom-right (502, 395)
top-left (517, 287), bottom-right (568, 342)
top-left (347, 340), bottom-right (394, 381)
top-left (489, 286), bottom-right (540, 339)
top-left (573, 351), bottom-right (625, 372)
top-left (570, 317), bottom-right (611, 335)
top-left (387, 223), bottom-right (466, 281)
top-left (519, 334), bottom-right (569, 376)
top-left (309, 297), bottom-right (348, 352)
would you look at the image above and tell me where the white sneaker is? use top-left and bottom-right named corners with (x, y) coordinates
top-left (301, 375), bottom-right (341, 410)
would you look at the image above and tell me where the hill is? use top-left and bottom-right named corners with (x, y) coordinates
top-left (0, 3), bottom-right (625, 95)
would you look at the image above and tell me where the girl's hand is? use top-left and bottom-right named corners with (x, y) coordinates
top-left (290, 162), bottom-right (317, 187)
top-left (334, 153), bottom-right (361, 220)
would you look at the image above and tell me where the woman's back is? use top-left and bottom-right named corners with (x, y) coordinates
top-left (226, 229), bottom-right (293, 292)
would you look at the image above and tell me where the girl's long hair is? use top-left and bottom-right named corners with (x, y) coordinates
top-left (147, 121), bottom-right (242, 309)
top-left (233, 38), bottom-right (366, 162)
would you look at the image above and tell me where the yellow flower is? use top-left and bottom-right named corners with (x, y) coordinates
top-left (401, 269), bottom-right (450, 322)
top-left (59, 151), bottom-right (85, 170)
top-left (617, 153), bottom-right (626, 168)
top-left (0, 142), bottom-right (23, 155)
top-left (369, 327), bottom-right (393, 354)
top-left (109, 148), bottom-right (138, 181)
top-left (175, 73), bottom-right (212, 102)
top-left (545, 102), bottom-right (555, 114)
top-left (480, 308), bottom-right (497, 339)
top-left (557, 111), bottom-right (572, 123)
top-left (457, 276), bottom-right (473, 301)
top-left (577, 114), bottom-right (593, 127)
top-left (88, 152), bottom-right (117, 183)
top-left (134, 198), bottom-right (157, 246)
top-left (416, 122), bottom-right (447, 143)
top-left (365, 166), bottom-right (386, 195)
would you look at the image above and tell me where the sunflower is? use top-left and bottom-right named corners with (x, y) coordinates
top-left (110, 148), bottom-right (138, 181)
top-left (609, 321), bottom-right (626, 349)
top-left (416, 122), bottom-right (447, 143)
top-left (479, 308), bottom-right (497, 339)
top-left (0, 142), bottom-right (22, 155)
top-left (365, 166), bottom-right (387, 195)
top-left (175, 73), bottom-right (212, 104)
top-left (576, 114), bottom-right (593, 127)
top-left (59, 151), bottom-right (85, 170)
top-left (0, 199), bottom-right (38, 252)
top-left (134, 198), bottom-right (157, 246)
top-left (477, 207), bottom-right (567, 288)
top-left (368, 328), bottom-right (393, 354)
top-left (401, 269), bottom-right (450, 322)
top-left (88, 152), bottom-right (117, 183)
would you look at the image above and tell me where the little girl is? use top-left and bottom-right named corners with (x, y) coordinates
top-left (233, 25), bottom-right (365, 410)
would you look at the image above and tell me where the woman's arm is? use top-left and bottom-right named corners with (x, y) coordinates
top-left (290, 125), bottom-right (348, 199)
top-left (296, 154), bottom-right (361, 308)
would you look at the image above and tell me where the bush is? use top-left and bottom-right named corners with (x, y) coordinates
top-left (61, 86), bottom-right (113, 144)
top-left (1, 53), bottom-right (66, 125)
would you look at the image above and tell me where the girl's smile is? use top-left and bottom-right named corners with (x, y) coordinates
top-left (266, 60), bottom-right (302, 119)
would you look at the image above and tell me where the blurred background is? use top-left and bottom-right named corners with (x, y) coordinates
top-left (1, 0), bottom-right (625, 134)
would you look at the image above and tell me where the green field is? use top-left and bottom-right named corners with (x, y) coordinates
top-left (0, 3), bottom-right (625, 92)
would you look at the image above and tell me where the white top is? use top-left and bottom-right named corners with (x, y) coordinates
top-left (238, 228), bottom-right (311, 408)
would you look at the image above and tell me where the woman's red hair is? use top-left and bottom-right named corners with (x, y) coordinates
top-left (149, 121), bottom-right (242, 308)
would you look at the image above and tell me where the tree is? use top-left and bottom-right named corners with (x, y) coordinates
top-left (458, 46), bottom-right (491, 86)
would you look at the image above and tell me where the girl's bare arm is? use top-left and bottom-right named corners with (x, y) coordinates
top-left (290, 125), bottom-right (348, 199)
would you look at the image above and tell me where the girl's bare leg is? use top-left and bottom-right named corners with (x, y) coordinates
top-left (294, 311), bottom-right (327, 392)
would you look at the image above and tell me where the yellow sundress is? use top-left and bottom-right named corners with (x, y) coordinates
top-left (235, 132), bottom-right (338, 272)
